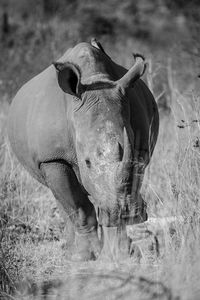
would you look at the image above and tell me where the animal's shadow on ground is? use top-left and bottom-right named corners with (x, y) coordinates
top-left (15, 262), bottom-right (179, 300)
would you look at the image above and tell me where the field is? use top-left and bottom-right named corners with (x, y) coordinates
top-left (0, 1), bottom-right (200, 299)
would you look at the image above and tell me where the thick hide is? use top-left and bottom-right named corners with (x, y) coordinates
top-left (7, 39), bottom-right (159, 260)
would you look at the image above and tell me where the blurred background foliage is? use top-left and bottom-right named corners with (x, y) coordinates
top-left (0, 0), bottom-right (199, 104)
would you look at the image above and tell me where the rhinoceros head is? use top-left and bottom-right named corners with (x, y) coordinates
top-left (53, 43), bottom-right (147, 227)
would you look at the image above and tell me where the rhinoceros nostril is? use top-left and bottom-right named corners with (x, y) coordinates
top-left (85, 158), bottom-right (91, 168)
top-left (118, 142), bottom-right (123, 161)
top-left (112, 142), bottom-right (123, 161)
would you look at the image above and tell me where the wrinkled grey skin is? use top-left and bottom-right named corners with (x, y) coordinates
top-left (8, 39), bottom-right (159, 260)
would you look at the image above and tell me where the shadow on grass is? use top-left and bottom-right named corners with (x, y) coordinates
top-left (13, 269), bottom-right (179, 300)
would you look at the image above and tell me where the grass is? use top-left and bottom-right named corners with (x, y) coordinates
top-left (0, 57), bottom-right (200, 300)
top-left (0, 2), bottom-right (200, 299)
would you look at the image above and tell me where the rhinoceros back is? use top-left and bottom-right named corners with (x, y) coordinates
top-left (7, 65), bottom-right (68, 185)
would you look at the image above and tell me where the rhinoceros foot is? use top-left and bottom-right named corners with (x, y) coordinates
top-left (71, 230), bottom-right (101, 261)
top-left (97, 226), bottom-right (131, 261)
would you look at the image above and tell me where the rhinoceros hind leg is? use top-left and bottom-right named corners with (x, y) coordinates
top-left (40, 162), bottom-right (101, 261)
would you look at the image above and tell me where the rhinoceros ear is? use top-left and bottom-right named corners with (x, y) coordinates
top-left (53, 62), bottom-right (82, 97)
top-left (116, 54), bottom-right (146, 90)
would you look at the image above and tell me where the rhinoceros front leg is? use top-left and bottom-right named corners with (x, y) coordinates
top-left (40, 162), bottom-right (101, 261)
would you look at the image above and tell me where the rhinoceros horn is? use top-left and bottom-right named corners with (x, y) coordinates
top-left (122, 127), bottom-right (132, 163)
top-left (116, 127), bottom-right (133, 182)
top-left (117, 54), bottom-right (146, 90)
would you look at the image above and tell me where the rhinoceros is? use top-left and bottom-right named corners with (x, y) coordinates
top-left (7, 39), bottom-right (159, 260)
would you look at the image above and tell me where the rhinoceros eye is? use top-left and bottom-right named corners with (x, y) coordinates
top-left (85, 159), bottom-right (91, 168)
